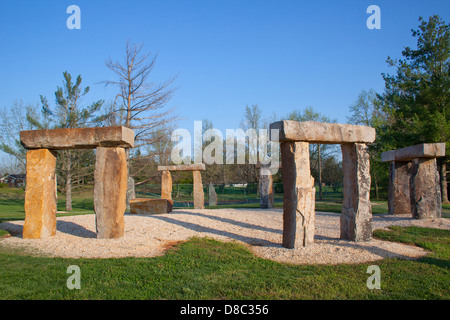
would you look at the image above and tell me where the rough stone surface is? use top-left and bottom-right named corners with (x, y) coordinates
top-left (281, 141), bottom-right (315, 248)
top-left (157, 163), bottom-right (206, 171)
top-left (192, 170), bottom-right (205, 209)
top-left (381, 143), bottom-right (445, 162)
top-left (388, 161), bottom-right (412, 215)
top-left (270, 120), bottom-right (376, 144)
top-left (259, 168), bottom-right (274, 209)
top-left (20, 126), bottom-right (134, 150)
top-left (23, 149), bottom-right (57, 239)
top-left (340, 143), bottom-right (372, 242)
top-left (208, 183), bottom-right (218, 206)
top-left (161, 171), bottom-right (172, 200)
top-left (130, 198), bottom-right (173, 214)
top-left (410, 158), bottom-right (442, 219)
top-left (94, 147), bottom-right (127, 239)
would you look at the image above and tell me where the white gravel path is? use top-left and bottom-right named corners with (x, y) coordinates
top-left (0, 209), bottom-right (448, 265)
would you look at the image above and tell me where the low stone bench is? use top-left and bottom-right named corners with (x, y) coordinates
top-left (130, 198), bottom-right (173, 214)
top-left (381, 143), bottom-right (445, 219)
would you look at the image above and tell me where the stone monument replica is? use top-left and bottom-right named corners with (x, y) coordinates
top-left (157, 163), bottom-right (206, 209)
top-left (270, 120), bottom-right (376, 249)
top-left (381, 143), bottom-right (445, 219)
top-left (20, 126), bottom-right (134, 239)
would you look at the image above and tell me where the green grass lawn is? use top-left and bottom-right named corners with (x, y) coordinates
top-left (0, 227), bottom-right (449, 299)
top-left (1, 187), bottom-right (449, 300)
top-left (0, 188), bottom-right (94, 223)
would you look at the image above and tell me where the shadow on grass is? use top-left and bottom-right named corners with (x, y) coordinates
top-left (418, 256), bottom-right (450, 269)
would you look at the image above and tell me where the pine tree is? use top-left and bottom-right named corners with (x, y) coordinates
top-left (379, 15), bottom-right (450, 201)
top-left (41, 71), bottom-right (103, 210)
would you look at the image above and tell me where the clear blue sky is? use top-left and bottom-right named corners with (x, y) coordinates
top-left (0, 0), bottom-right (449, 143)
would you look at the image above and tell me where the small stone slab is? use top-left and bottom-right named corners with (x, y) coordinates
top-left (20, 126), bottom-right (135, 150)
top-left (130, 198), bottom-right (173, 214)
top-left (269, 120), bottom-right (376, 144)
top-left (381, 143), bottom-right (445, 162)
top-left (157, 163), bottom-right (206, 171)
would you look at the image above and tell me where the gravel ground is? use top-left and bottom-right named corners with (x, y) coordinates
top-left (0, 209), bottom-right (448, 265)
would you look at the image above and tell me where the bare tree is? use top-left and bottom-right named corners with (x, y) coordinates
top-left (104, 41), bottom-right (178, 148)
top-left (103, 41), bottom-right (179, 207)
top-left (0, 100), bottom-right (45, 172)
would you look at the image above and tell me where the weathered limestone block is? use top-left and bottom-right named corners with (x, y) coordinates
top-left (381, 143), bottom-right (445, 219)
top-left (410, 158), bottom-right (442, 219)
top-left (381, 143), bottom-right (445, 162)
top-left (209, 183), bottom-right (218, 206)
top-left (161, 170), bottom-right (172, 200)
top-left (281, 141), bottom-right (315, 248)
top-left (259, 168), bottom-right (274, 209)
top-left (23, 149), bottom-right (57, 239)
top-left (192, 170), bottom-right (205, 209)
top-left (270, 120), bottom-right (376, 144)
top-left (340, 143), bottom-right (372, 242)
top-left (388, 161), bottom-right (412, 215)
top-left (20, 126), bottom-right (134, 150)
top-left (94, 147), bottom-right (127, 239)
top-left (130, 198), bottom-right (173, 214)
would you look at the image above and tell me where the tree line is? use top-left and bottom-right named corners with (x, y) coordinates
top-left (1, 15), bottom-right (448, 208)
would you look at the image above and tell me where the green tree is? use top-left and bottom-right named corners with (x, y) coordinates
top-left (40, 71), bottom-right (103, 210)
top-left (378, 15), bottom-right (450, 202)
top-left (238, 105), bottom-right (263, 184)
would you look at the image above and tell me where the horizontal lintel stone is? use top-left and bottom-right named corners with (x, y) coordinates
top-left (269, 120), bottom-right (376, 144)
top-left (381, 143), bottom-right (446, 162)
top-left (20, 126), bottom-right (135, 150)
top-left (157, 163), bottom-right (206, 171)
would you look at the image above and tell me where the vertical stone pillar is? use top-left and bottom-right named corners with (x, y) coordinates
top-left (340, 143), bottom-right (372, 242)
top-left (94, 147), bottom-right (127, 239)
top-left (209, 183), bottom-right (218, 206)
top-left (161, 170), bottom-right (172, 200)
top-left (410, 158), bottom-right (441, 219)
top-left (259, 166), bottom-right (274, 209)
top-left (192, 170), bottom-right (204, 209)
top-left (388, 161), bottom-right (412, 215)
top-left (23, 149), bottom-right (57, 239)
top-left (281, 141), bottom-right (315, 248)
